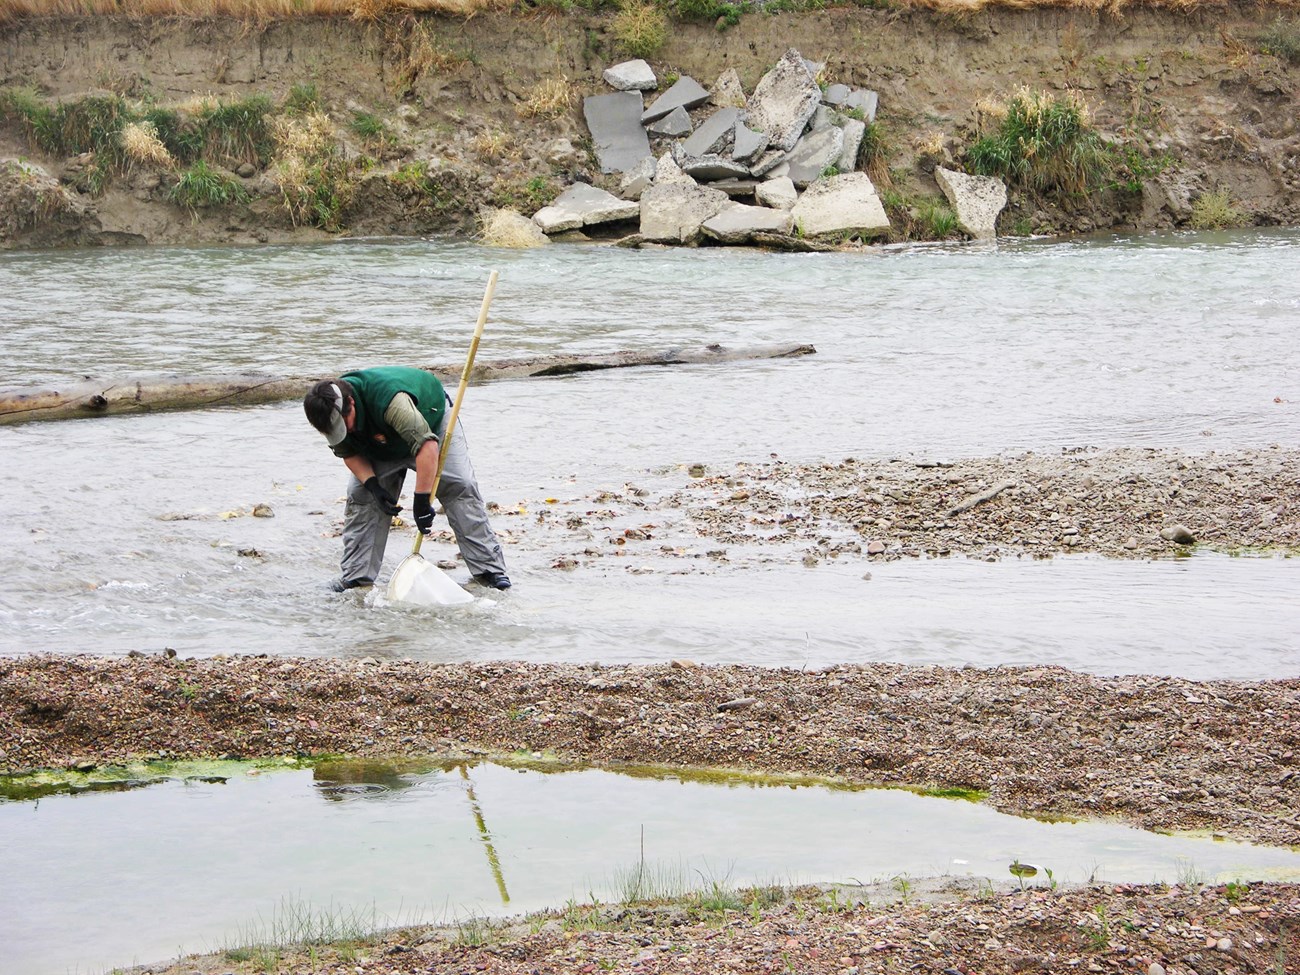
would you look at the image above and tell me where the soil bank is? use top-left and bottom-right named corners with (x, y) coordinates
top-left (2, 6), bottom-right (1299, 248)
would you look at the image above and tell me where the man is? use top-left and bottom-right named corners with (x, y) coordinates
top-left (303, 366), bottom-right (511, 592)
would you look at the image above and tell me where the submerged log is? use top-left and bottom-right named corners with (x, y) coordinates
top-left (0, 343), bottom-right (816, 426)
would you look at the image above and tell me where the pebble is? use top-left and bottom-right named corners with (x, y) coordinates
top-left (1160, 524), bottom-right (1196, 544)
top-left (1216, 937), bottom-right (1232, 951)
top-left (867, 541), bottom-right (886, 554)
top-left (1148, 964), bottom-right (1166, 975)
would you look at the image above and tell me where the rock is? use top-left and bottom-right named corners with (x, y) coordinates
top-left (867, 540), bottom-right (886, 554)
top-left (533, 183), bottom-right (640, 233)
top-left (583, 91), bottom-right (652, 174)
top-left (845, 88), bottom-right (879, 122)
top-left (745, 48), bottom-right (822, 151)
top-left (700, 201), bottom-right (793, 243)
top-left (1159, 524), bottom-right (1196, 545)
top-left (836, 118), bottom-right (866, 172)
top-left (712, 67), bottom-right (747, 108)
top-left (639, 182), bottom-right (729, 243)
top-left (934, 167), bottom-right (1007, 240)
top-left (823, 83), bottom-right (850, 106)
top-left (755, 176), bottom-right (798, 210)
top-left (618, 157), bottom-right (657, 201)
top-left (732, 123), bottom-right (768, 162)
top-left (717, 696), bottom-right (757, 711)
top-left (541, 138), bottom-right (580, 169)
top-left (603, 58), bottom-right (657, 92)
top-left (783, 126), bottom-right (846, 187)
top-left (642, 75), bottom-right (710, 124)
top-left (1148, 964), bottom-right (1166, 975)
top-left (808, 105), bottom-right (835, 132)
top-left (653, 152), bottom-right (695, 186)
top-left (749, 149), bottom-right (788, 177)
top-left (791, 172), bottom-right (890, 237)
top-left (236, 161), bottom-right (256, 178)
top-left (681, 108), bottom-right (740, 158)
top-left (252, 503), bottom-right (274, 518)
top-left (1216, 937), bottom-right (1232, 951)
top-left (645, 106), bottom-right (693, 137)
top-left (483, 208), bottom-right (550, 246)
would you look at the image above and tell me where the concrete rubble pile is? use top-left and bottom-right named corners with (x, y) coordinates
top-left (534, 48), bottom-right (909, 247)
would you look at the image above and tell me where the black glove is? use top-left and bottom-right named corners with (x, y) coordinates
top-left (363, 476), bottom-right (401, 517)
top-left (413, 492), bottom-right (436, 535)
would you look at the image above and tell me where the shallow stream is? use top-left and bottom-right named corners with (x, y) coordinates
top-left (2, 231), bottom-right (1297, 676)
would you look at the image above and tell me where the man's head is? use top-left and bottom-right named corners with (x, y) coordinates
top-left (303, 379), bottom-right (355, 446)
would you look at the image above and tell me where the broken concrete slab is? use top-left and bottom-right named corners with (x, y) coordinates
top-left (790, 172), bottom-right (890, 237)
top-left (603, 59), bottom-right (657, 92)
top-left (823, 83), bottom-right (850, 107)
top-left (845, 89), bottom-right (879, 123)
top-left (679, 153), bottom-right (753, 182)
top-left (682, 107), bottom-right (740, 158)
top-left (654, 152), bottom-right (696, 186)
top-left (584, 91), bottom-right (652, 174)
top-left (701, 201), bottom-right (794, 243)
top-left (935, 166), bottom-right (1007, 240)
top-left (708, 178), bottom-right (759, 197)
top-left (646, 106), bottom-right (693, 137)
top-left (732, 122), bottom-right (767, 162)
top-left (836, 117), bottom-right (866, 172)
top-left (749, 149), bottom-right (789, 177)
top-left (784, 126), bottom-right (846, 187)
top-left (642, 76), bottom-right (710, 123)
top-left (745, 48), bottom-right (822, 152)
top-left (618, 156), bottom-right (658, 201)
top-left (755, 175), bottom-right (798, 210)
top-left (712, 67), bottom-right (747, 109)
top-left (533, 182), bottom-right (641, 234)
top-left (639, 181), bottom-right (730, 243)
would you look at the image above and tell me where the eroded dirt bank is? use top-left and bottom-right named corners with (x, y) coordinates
top-left (2, 6), bottom-right (1298, 248)
top-left (4, 654), bottom-right (1298, 848)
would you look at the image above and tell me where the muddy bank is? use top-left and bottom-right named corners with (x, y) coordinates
top-left (2, 7), bottom-right (1298, 248)
top-left (3, 654), bottom-right (1298, 848)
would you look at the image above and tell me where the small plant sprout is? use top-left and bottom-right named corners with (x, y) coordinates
top-left (1009, 860), bottom-right (1039, 890)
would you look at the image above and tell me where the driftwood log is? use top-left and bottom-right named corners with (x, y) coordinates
top-left (0, 343), bottom-right (816, 426)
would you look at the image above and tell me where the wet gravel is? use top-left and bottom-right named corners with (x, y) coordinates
top-left (513, 446), bottom-right (1300, 571)
top-left (3, 655), bottom-right (1297, 848)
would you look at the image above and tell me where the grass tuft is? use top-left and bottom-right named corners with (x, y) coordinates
top-left (120, 120), bottom-right (174, 168)
top-left (1259, 16), bottom-right (1300, 64)
top-left (169, 159), bottom-right (248, 211)
top-left (612, 0), bottom-right (667, 59)
top-left (478, 207), bottom-right (549, 247)
top-left (1189, 188), bottom-right (1246, 229)
top-left (517, 76), bottom-right (575, 121)
top-left (965, 87), bottom-right (1112, 195)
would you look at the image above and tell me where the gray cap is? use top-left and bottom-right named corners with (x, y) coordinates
top-left (320, 382), bottom-right (348, 446)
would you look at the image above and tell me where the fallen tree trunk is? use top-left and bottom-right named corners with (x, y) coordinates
top-left (0, 343), bottom-right (816, 426)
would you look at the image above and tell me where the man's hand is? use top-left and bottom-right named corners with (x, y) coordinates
top-left (413, 492), bottom-right (436, 535)
top-left (363, 476), bottom-right (402, 516)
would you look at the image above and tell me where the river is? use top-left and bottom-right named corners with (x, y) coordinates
top-left (1, 231), bottom-right (1297, 678)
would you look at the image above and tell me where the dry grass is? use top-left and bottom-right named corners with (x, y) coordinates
top-left (516, 76), bottom-right (574, 121)
top-left (120, 120), bottom-right (174, 167)
top-left (270, 109), bottom-right (337, 157)
top-left (471, 128), bottom-right (517, 160)
top-left (478, 207), bottom-right (548, 247)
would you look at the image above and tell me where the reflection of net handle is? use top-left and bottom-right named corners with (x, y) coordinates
top-left (412, 270), bottom-right (498, 558)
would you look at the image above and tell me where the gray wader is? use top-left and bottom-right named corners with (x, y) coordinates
top-left (340, 409), bottom-right (507, 586)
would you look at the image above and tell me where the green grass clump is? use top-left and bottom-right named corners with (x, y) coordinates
top-left (612, 0), bottom-right (667, 57)
top-left (965, 88), bottom-right (1112, 195)
top-left (1259, 17), bottom-right (1300, 64)
top-left (197, 94), bottom-right (274, 167)
top-left (1189, 188), bottom-right (1246, 230)
top-left (284, 83), bottom-right (322, 115)
top-left (169, 160), bottom-right (248, 211)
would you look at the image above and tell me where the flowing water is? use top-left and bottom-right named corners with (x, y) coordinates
top-left (1, 231), bottom-right (1297, 677)
top-left (5, 758), bottom-right (1300, 975)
